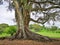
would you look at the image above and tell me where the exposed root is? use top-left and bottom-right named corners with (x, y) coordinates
top-left (0, 27), bottom-right (59, 42)
top-left (24, 27), bottom-right (52, 42)
top-left (9, 27), bottom-right (53, 42)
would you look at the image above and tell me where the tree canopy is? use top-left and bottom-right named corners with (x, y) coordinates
top-left (0, 0), bottom-right (60, 25)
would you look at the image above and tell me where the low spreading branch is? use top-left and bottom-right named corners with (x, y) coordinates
top-left (30, 1), bottom-right (60, 5)
top-left (31, 6), bottom-right (60, 11)
top-left (30, 16), bottom-right (49, 24)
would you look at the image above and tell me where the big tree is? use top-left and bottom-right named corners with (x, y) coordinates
top-left (1, 0), bottom-right (60, 41)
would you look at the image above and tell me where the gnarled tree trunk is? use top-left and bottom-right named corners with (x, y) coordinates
top-left (11, 0), bottom-right (52, 42)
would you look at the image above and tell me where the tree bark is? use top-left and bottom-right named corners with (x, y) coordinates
top-left (11, 0), bottom-right (53, 42)
top-left (13, 9), bottom-right (52, 41)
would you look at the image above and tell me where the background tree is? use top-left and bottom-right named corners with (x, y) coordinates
top-left (0, 0), bottom-right (60, 41)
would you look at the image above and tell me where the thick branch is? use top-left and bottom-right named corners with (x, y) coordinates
top-left (30, 18), bottom-right (49, 24)
top-left (30, 1), bottom-right (60, 5)
top-left (45, 6), bottom-right (60, 11)
top-left (30, 13), bottom-right (50, 24)
top-left (30, 18), bottom-right (43, 24)
top-left (31, 6), bottom-right (60, 11)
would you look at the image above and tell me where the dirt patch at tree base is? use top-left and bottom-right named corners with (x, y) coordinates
top-left (0, 39), bottom-right (60, 45)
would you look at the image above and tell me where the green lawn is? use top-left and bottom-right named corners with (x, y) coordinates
top-left (0, 30), bottom-right (60, 38)
top-left (36, 32), bottom-right (60, 38)
top-left (0, 33), bottom-right (11, 37)
top-left (31, 29), bottom-right (60, 38)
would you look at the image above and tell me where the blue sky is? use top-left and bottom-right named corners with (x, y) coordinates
top-left (0, 1), bottom-right (60, 27)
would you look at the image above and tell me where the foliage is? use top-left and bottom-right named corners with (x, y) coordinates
top-left (3, 26), bottom-right (17, 36)
top-left (0, 24), bottom-right (60, 38)
top-left (29, 24), bottom-right (43, 32)
top-left (30, 24), bottom-right (50, 32)
top-left (55, 30), bottom-right (60, 33)
top-left (0, 24), bottom-right (17, 35)
top-left (30, 24), bottom-right (60, 33)
top-left (0, 24), bottom-right (17, 37)
top-left (0, 23), bottom-right (9, 28)
top-left (0, 23), bottom-right (9, 34)
top-left (0, 33), bottom-right (11, 37)
top-left (50, 26), bottom-right (58, 31)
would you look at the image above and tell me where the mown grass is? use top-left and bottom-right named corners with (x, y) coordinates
top-left (0, 23), bottom-right (60, 38)
top-left (0, 29), bottom-right (60, 38)
top-left (37, 32), bottom-right (60, 38)
top-left (31, 29), bottom-right (60, 38)
top-left (0, 33), bottom-right (11, 37)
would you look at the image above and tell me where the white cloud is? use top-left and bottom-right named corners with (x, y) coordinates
top-left (0, 1), bottom-right (15, 25)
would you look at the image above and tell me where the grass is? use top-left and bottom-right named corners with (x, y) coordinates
top-left (0, 24), bottom-right (60, 39)
top-left (37, 32), bottom-right (60, 38)
top-left (0, 33), bottom-right (11, 37)
top-left (0, 29), bottom-right (60, 38)
top-left (31, 29), bottom-right (60, 38)
top-left (0, 31), bottom-right (60, 38)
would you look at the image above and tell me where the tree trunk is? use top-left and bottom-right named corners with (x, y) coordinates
top-left (13, 9), bottom-right (52, 41)
top-left (11, 0), bottom-right (52, 42)
top-left (12, 0), bottom-right (27, 39)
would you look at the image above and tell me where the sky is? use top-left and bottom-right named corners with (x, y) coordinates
top-left (0, 1), bottom-right (15, 25)
top-left (0, 1), bottom-right (60, 27)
